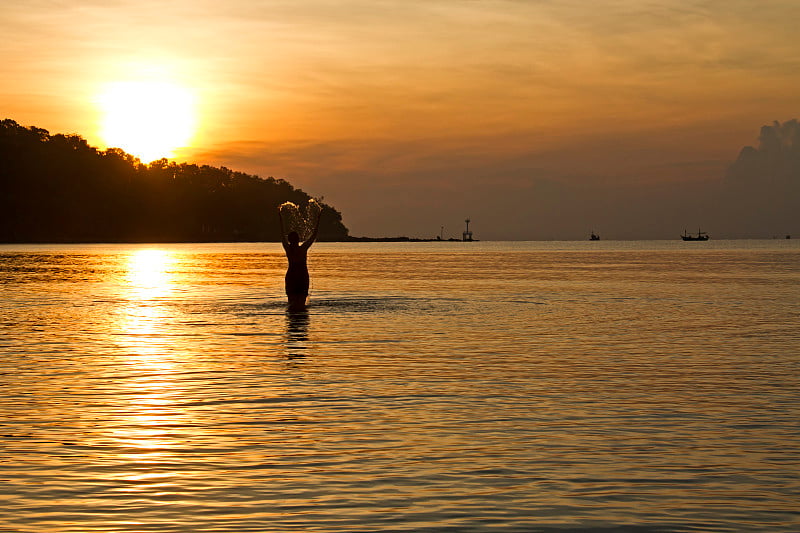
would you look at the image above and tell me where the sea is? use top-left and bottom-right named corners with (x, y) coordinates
top-left (1, 240), bottom-right (798, 532)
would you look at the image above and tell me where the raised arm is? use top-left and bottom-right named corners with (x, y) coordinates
top-left (302, 210), bottom-right (322, 249)
top-left (278, 208), bottom-right (289, 248)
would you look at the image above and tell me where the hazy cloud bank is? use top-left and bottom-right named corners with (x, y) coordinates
top-left (194, 120), bottom-right (798, 240)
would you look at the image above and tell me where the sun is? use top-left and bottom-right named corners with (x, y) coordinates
top-left (98, 80), bottom-right (196, 163)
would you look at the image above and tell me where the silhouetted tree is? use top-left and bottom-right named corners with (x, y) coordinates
top-left (0, 119), bottom-right (349, 243)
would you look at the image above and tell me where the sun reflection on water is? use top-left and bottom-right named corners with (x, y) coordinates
top-left (121, 249), bottom-right (176, 359)
top-left (127, 248), bottom-right (175, 300)
top-left (113, 248), bottom-right (185, 458)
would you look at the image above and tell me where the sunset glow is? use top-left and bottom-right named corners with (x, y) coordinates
top-left (2, 0), bottom-right (799, 238)
top-left (98, 80), bottom-right (196, 162)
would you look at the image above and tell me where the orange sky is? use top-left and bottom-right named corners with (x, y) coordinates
top-left (2, 1), bottom-right (799, 238)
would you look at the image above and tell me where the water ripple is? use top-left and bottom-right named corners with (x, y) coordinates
top-left (1, 242), bottom-right (799, 531)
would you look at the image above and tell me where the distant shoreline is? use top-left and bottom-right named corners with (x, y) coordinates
top-left (1, 237), bottom-right (792, 245)
top-left (0, 236), bottom-right (478, 244)
top-left (346, 236), bottom-right (477, 242)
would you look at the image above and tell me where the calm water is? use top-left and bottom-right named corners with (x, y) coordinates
top-left (1, 241), bottom-right (799, 532)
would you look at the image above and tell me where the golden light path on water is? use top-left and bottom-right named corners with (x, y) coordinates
top-left (110, 249), bottom-right (189, 489)
top-left (101, 248), bottom-right (293, 517)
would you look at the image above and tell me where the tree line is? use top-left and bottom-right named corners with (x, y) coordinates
top-left (0, 119), bottom-right (350, 243)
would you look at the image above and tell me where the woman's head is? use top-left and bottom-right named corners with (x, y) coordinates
top-left (287, 231), bottom-right (300, 245)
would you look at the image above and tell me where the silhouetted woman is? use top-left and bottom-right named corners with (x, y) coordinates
top-left (279, 209), bottom-right (321, 311)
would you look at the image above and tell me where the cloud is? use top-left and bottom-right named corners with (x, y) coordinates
top-left (726, 119), bottom-right (800, 186)
top-left (706, 119), bottom-right (800, 238)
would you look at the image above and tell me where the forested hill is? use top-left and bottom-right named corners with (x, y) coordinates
top-left (0, 119), bottom-right (350, 243)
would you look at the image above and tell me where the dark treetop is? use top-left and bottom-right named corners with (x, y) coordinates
top-left (0, 119), bottom-right (349, 243)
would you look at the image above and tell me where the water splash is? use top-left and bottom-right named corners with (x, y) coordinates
top-left (279, 199), bottom-right (321, 241)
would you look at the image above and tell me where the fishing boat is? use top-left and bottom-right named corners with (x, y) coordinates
top-left (589, 231), bottom-right (600, 241)
top-left (681, 228), bottom-right (709, 241)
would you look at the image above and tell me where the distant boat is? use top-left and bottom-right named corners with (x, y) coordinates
top-left (589, 231), bottom-right (600, 241)
top-left (681, 228), bottom-right (709, 241)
